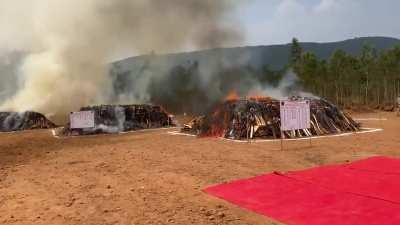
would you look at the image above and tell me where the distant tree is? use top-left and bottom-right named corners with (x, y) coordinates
top-left (292, 41), bottom-right (400, 109)
top-left (328, 50), bottom-right (348, 105)
top-left (297, 52), bottom-right (318, 90)
top-left (377, 45), bottom-right (400, 105)
top-left (290, 37), bottom-right (303, 68)
top-left (359, 43), bottom-right (377, 105)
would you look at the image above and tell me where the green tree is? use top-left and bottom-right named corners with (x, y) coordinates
top-left (297, 52), bottom-right (319, 92)
top-left (328, 50), bottom-right (348, 105)
top-left (359, 43), bottom-right (377, 105)
top-left (285, 42), bottom-right (400, 109)
top-left (290, 37), bottom-right (303, 69)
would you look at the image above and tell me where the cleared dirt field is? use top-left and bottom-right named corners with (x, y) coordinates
top-left (0, 112), bottom-right (399, 225)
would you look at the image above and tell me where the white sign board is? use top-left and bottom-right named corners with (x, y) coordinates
top-left (280, 100), bottom-right (310, 131)
top-left (70, 111), bottom-right (95, 129)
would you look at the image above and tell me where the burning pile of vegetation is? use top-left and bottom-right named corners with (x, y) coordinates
top-left (0, 111), bottom-right (56, 132)
top-left (61, 104), bottom-right (174, 136)
top-left (182, 96), bottom-right (360, 140)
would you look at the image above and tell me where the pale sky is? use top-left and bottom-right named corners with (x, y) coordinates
top-left (239, 0), bottom-right (400, 46)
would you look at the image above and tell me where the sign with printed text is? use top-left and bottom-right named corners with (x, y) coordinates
top-left (70, 111), bottom-right (95, 129)
top-left (280, 100), bottom-right (310, 131)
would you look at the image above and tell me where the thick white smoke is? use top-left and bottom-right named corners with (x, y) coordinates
top-left (0, 0), bottom-right (242, 123)
top-left (245, 69), bottom-right (317, 100)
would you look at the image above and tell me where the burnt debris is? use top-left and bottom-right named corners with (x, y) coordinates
top-left (62, 104), bottom-right (174, 136)
top-left (182, 97), bottom-right (360, 140)
top-left (0, 111), bottom-right (56, 132)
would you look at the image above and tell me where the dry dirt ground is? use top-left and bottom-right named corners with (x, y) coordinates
top-left (0, 112), bottom-right (399, 225)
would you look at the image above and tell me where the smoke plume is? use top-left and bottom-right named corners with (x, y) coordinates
top-left (111, 52), bottom-right (311, 115)
top-left (255, 69), bottom-right (317, 99)
top-left (0, 0), bottom-right (242, 123)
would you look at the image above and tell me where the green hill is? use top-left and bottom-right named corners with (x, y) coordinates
top-left (114, 36), bottom-right (400, 72)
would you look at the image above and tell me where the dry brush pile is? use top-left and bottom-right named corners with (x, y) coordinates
top-left (0, 111), bottom-right (56, 132)
top-left (182, 97), bottom-right (360, 140)
top-left (62, 104), bottom-right (174, 136)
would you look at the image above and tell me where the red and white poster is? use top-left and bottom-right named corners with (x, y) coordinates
top-left (280, 100), bottom-right (310, 131)
top-left (70, 111), bottom-right (95, 129)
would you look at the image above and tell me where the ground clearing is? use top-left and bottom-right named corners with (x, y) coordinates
top-left (0, 112), bottom-right (399, 225)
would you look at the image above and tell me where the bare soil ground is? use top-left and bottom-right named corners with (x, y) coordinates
top-left (0, 112), bottom-right (399, 225)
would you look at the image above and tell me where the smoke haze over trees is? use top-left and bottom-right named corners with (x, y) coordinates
top-left (111, 37), bottom-right (400, 114)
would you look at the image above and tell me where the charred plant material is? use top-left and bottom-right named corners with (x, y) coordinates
top-left (63, 104), bottom-right (174, 135)
top-left (182, 97), bottom-right (360, 139)
top-left (0, 111), bottom-right (56, 132)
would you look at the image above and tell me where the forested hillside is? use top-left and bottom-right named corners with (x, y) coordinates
top-left (115, 37), bottom-right (400, 71)
top-left (293, 38), bottom-right (400, 109)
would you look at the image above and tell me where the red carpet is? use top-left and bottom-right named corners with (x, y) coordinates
top-left (205, 156), bottom-right (400, 225)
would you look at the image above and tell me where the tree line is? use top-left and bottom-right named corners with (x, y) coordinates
top-left (291, 38), bottom-right (400, 109)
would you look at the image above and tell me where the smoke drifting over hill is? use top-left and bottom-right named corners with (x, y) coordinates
top-left (111, 58), bottom-right (306, 115)
top-left (0, 0), bottom-right (242, 122)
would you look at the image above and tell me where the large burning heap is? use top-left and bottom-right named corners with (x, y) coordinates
top-left (0, 111), bottom-right (56, 132)
top-left (61, 104), bottom-right (174, 136)
top-left (182, 97), bottom-right (360, 139)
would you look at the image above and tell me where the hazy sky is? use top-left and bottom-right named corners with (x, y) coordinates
top-left (239, 0), bottom-right (400, 46)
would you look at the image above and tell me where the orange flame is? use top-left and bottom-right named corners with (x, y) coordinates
top-left (224, 90), bottom-right (272, 102)
top-left (224, 90), bottom-right (240, 101)
top-left (246, 90), bottom-right (264, 100)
